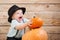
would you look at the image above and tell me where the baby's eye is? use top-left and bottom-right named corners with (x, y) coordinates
top-left (17, 13), bottom-right (19, 14)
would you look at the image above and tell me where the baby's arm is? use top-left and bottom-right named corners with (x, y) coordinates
top-left (15, 22), bottom-right (28, 30)
top-left (15, 21), bottom-right (31, 30)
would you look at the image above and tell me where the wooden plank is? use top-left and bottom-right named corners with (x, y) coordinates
top-left (0, 26), bottom-right (60, 34)
top-left (0, 26), bottom-right (10, 34)
top-left (0, 12), bottom-right (60, 19)
top-left (42, 26), bottom-right (60, 33)
top-left (0, 12), bottom-right (8, 18)
top-left (0, 34), bottom-right (7, 40)
top-left (0, 12), bottom-right (60, 25)
top-left (0, 19), bottom-right (60, 26)
top-left (0, 4), bottom-right (60, 12)
top-left (0, 0), bottom-right (60, 3)
top-left (43, 19), bottom-right (60, 26)
top-left (0, 18), bottom-right (60, 26)
top-left (48, 33), bottom-right (60, 40)
top-left (0, 32), bottom-right (60, 40)
top-left (0, 18), bottom-right (10, 25)
top-left (24, 12), bottom-right (60, 19)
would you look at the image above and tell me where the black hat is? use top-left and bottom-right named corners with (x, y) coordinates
top-left (8, 5), bottom-right (26, 23)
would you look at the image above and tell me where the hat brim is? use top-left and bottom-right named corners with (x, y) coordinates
top-left (8, 16), bottom-right (12, 23)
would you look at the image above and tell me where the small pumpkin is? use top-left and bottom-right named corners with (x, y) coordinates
top-left (29, 16), bottom-right (43, 29)
top-left (22, 28), bottom-right (48, 40)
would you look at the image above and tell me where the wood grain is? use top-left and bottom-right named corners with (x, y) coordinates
top-left (0, 34), bottom-right (7, 40)
top-left (0, 0), bottom-right (60, 3)
top-left (0, 12), bottom-right (60, 26)
top-left (0, 4), bottom-right (60, 12)
top-left (0, 0), bottom-right (60, 40)
top-left (0, 26), bottom-right (60, 34)
top-left (0, 33), bottom-right (60, 40)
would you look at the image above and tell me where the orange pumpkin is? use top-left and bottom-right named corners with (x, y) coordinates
top-left (29, 16), bottom-right (43, 29)
top-left (22, 28), bottom-right (48, 40)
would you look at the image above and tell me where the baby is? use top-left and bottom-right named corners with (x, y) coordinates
top-left (7, 5), bottom-right (31, 40)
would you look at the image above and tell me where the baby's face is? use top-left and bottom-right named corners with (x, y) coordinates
top-left (12, 10), bottom-right (23, 21)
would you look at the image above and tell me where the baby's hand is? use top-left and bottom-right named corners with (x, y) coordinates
top-left (27, 20), bottom-right (32, 27)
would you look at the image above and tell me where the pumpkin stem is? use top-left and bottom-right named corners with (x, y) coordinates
top-left (33, 16), bottom-right (36, 18)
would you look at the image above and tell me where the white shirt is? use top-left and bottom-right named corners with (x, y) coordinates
top-left (7, 18), bottom-right (29, 38)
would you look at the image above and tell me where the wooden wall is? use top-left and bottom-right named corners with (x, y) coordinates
top-left (0, 0), bottom-right (60, 40)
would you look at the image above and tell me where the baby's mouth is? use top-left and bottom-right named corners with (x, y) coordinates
top-left (18, 17), bottom-right (22, 19)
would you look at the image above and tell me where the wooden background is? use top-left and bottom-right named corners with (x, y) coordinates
top-left (0, 0), bottom-right (60, 40)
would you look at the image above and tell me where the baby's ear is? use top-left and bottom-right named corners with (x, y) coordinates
top-left (11, 15), bottom-right (15, 20)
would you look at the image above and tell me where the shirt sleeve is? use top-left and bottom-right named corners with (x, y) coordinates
top-left (11, 20), bottom-right (23, 30)
top-left (24, 18), bottom-right (29, 22)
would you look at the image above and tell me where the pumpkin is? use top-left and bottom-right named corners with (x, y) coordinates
top-left (29, 16), bottom-right (43, 29)
top-left (22, 28), bottom-right (48, 40)
top-left (22, 16), bottom-right (48, 40)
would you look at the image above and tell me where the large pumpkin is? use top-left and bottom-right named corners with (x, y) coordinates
top-left (29, 16), bottom-right (43, 29)
top-left (22, 28), bottom-right (48, 40)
